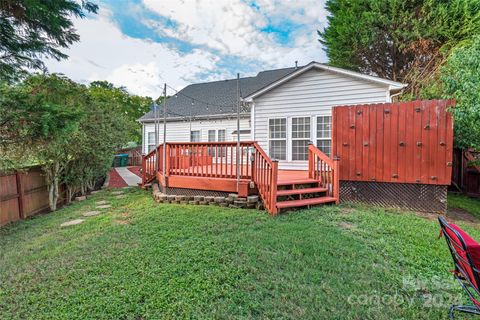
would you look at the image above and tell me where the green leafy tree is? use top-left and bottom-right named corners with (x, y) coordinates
top-left (438, 37), bottom-right (480, 150)
top-left (0, 0), bottom-right (98, 82)
top-left (64, 85), bottom-right (132, 201)
top-left (0, 74), bottom-right (87, 209)
top-left (318, 0), bottom-right (480, 92)
top-left (89, 81), bottom-right (153, 143)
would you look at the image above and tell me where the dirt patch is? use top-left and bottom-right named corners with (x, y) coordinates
top-left (338, 221), bottom-right (357, 230)
top-left (119, 212), bottom-right (129, 218)
top-left (447, 207), bottom-right (480, 224)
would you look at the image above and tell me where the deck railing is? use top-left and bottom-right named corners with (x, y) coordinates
top-left (142, 141), bottom-right (280, 215)
top-left (166, 142), bottom-right (255, 179)
top-left (252, 142), bottom-right (278, 214)
top-left (141, 145), bottom-right (163, 185)
top-left (307, 143), bottom-right (339, 203)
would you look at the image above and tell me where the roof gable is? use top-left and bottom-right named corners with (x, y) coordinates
top-left (243, 62), bottom-right (407, 101)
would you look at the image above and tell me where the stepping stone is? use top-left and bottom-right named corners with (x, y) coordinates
top-left (75, 196), bottom-right (86, 201)
top-left (90, 190), bottom-right (101, 194)
top-left (115, 195), bottom-right (126, 199)
top-left (61, 219), bottom-right (84, 227)
top-left (82, 211), bottom-right (101, 217)
top-left (96, 200), bottom-right (108, 205)
top-left (97, 205), bottom-right (111, 209)
top-left (111, 191), bottom-right (124, 195)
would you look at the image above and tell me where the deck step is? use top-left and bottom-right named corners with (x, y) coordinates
top-left (276, 196), bottom-right (336, 209)
top-left (277, 179), bottom-right (319, 186)
top-left (277, 187), bottom-right (328, 197)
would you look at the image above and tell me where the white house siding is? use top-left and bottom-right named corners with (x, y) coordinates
top-left (142, 117), bottom-right (250, 154)
top-left (252, 68), bottom-right (391, 170)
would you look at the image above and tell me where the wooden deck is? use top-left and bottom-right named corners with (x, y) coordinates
top-left (143, 142), bottom-right (339, 215)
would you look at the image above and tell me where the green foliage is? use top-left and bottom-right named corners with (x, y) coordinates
top-left (439, 36), bottom-right (480, 149)
top-left (319, 0), bottom-right (480, 87)
top-left (88, 81), bottom-right (153, 144)
top-left (0, 192), bottom-right (471, 319)
top-left (0, 74), bottom-right (85, 170)
top-left (0, 0), bottom-right (98, 82)
top-left (0, 74), bottom-right (141, 208)
top-left (448, 192), bottom-right (480, 217)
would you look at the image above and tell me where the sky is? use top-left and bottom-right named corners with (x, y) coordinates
top-left (45, 0), bottom-right (329, 98)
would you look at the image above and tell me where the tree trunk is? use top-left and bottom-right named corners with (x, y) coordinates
top-left (45, 162), bottom-right (60, 211)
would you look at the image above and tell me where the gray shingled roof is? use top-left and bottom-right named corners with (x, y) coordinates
top-left (138, 66), bottom-right (299, 122)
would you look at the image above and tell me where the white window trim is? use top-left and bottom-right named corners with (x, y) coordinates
top-left (268, 117), bottom-right (287, 161)
top-left (147, 131), bottom-right (156, 152)
top-left (290, 116), bottom-right (312, 162)
top-left (314, 114), bottom-right (333, 157)
top-left (190, 130), bottom-right (201, 142)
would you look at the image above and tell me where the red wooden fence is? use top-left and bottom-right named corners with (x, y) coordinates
top-left (332, 100), bottom-right (454, 185)
top-left (0, 166), bottom-right (65, 226)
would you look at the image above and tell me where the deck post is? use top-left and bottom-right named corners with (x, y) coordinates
top-left (141, 155), bottom-right (146, 186)
top-left (270, 160), bottom-right (279, 215)
top-left (165, 144), bottom-right (170, 187)
top-left (333, 156), bottom-right (340, 204)
top-left (308, 143), bottom-right (314, 179)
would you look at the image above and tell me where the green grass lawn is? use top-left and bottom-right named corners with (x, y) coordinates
top-left (0, 188), bottom-right (478, 319)
top-left (448, 192), bottom-right (480, 217)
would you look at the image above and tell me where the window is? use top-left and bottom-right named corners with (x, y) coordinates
top-left (217, 129), bottom-right (226, 142)
top-left (217, 129), bottom-right (226, 157)
top-left (316, 116), bottom-right (332, 157)
top-left (147, 132), bottom-right (156, 152)
top-left (269, 118), bottom-right (286, 160)
top-left (292, 117), bottom-right (311, 161)
top-left (208, 130), bottom-right (216, 142)
top-left (190, 130), bottom-right (200, 142)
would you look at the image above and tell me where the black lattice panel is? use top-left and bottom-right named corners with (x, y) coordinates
top-left (340, 181), bottom-right (447, 213)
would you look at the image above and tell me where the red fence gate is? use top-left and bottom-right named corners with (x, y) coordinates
top-left (332, 99), bottom-right (454, 213)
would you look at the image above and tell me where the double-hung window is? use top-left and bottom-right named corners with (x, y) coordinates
top-left (147, 132), bottom-right (156, 152)
top-left (217, 129), bottom-right (226, 157)
top-left (292, 117), bottom-right (311, 161)
top-left (190, 130), bottom-right (200, 142)
top-left (269, 118), bottom-right (286, 160)
top-left (208, 130), bottom-right (216, 156)
top-left (316, 116), bottom-right (332, 157)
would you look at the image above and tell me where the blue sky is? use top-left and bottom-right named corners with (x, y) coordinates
top-left (46, 0), bottom-right (328, 97)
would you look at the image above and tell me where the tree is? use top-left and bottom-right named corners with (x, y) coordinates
top-left (438, 37), bottom-right (480, 150)
top-left (0, 0), bottom-right (98, 82)
top-left (64, 84), bottom-right (132, 201)
top-left (318, 0), bottom-right (480, 93)
top-left (88, 81), bottom-right (153, 143)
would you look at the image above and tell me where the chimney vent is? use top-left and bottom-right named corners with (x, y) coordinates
top-left (295, 61), bottom-right (298, 69)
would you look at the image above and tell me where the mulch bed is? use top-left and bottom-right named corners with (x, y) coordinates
top-left (107, 168), bottom-right (127, 188)
top-left (127, 166), bottom-right (141, 178)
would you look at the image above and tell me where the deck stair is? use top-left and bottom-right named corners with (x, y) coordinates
top-left (275, 179), bottom-right (336, 212)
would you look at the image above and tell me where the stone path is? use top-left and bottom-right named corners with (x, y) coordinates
top-left (60, 219), bottom-right (84, 227)
top-left (82, 211), bottom-right (101, 217)
top-left (114, 167), bottom-right (141, 186)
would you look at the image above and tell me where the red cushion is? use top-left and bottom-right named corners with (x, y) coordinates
top-left (445, 223), bottom-right (480, 287)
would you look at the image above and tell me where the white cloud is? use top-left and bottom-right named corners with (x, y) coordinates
top-left (45, 1), bottom-right (328, 97)
top-left (45, 9), bottom-right (223, 97)
top-left (142, 0), bottom-right (327, 68)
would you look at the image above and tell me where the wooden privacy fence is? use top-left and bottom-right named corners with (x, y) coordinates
top-left (0, 166), bottom-right (64, 226)
top-left (332, 99), bottom-right (455, 213)
top-left (333, 100), bottom-right (454, 185)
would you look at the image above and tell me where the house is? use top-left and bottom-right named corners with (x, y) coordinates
top-left (139, 61), bottom-right (406, 171)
